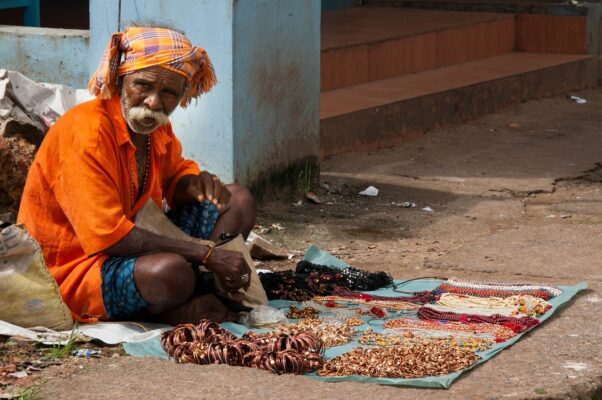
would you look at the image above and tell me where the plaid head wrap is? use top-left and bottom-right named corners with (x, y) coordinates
top-left (88, 27), bottom-right (217, 108)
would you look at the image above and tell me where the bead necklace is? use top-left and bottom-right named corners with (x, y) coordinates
top-left (383, 318), bottom-right (517, 341)
top-left (358, 328), bottom-right (494, 352)
top-left (317, 342), bottom-right (480, 378)
top-left (437, 293), bottom-right (551, 317)
top-left (447, 277), bottom-right (562, 297)
top-left (382, 327), bottom-right (495, 341)
top-left (129, 134), bottom-right (151, 206)
top-left (425, 303), bottom-right (518, 317)
top-left (312, 295), bottom-right (421, 311)
top-left (331, 287), bottom-right (436, 305)
top-left (417, 306), bottom-right (540, 332)
top-left (435, 284), bottom-right (553, 301)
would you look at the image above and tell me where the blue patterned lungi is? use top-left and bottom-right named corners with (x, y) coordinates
top-left (100, 200), bottom-right (220, 320)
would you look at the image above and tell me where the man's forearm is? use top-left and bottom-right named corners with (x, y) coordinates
top-left (103, 226), bottom-right (209, 263)
top-left (171, 174), bottom-right (197, 209)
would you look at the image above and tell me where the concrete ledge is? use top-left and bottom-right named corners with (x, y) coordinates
top-left (517, 15), bottom-right (588, 54)
top-left (320, 55), bottom-right (596, 158)
top-left (321, 12), bottom-right (515, 91)
top-left (0, 26), bottom-right (89, 87)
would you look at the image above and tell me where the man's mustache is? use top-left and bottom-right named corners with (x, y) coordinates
top-left (128, 106), bottom-right (170, 126)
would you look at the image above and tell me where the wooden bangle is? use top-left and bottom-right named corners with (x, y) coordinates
top-left (201, 244), bottom-right (214, 265)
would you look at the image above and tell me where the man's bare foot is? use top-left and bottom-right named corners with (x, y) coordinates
top-left (154, 293), bottom-right (240, 325)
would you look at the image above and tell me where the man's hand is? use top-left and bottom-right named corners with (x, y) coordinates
top-left (186, 171), bottom-right (232, 211)
top-left (203, 247), bottom-right (252, 292)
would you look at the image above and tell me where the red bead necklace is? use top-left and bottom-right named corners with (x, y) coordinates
top-left (129, 134), bottom-right (151, 206)
top-left (417, 306), bottom-right (540, 333)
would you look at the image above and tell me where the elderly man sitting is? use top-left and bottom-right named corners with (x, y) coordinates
top-left (18, 27), bottom-right (255, 325)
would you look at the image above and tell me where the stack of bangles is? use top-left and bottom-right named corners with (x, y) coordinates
top-left (161, 320), bottom-right (324, 375)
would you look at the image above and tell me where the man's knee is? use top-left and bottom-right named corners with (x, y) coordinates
top-left (228, 184), bottom-right (256, 212)
top-left (226, 183), bottom-right (256, 229)
top-left (133, 253), bottom-right (194, 305)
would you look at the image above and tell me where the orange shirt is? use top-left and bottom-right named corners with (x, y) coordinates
top-left (17, 95), bottom-right (200, 322)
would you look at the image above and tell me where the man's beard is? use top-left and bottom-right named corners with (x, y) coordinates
top-left (120, 88), bottom-right (170, 135)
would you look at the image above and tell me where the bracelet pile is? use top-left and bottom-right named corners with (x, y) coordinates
top-left (287, 305), bottom-right (320, 319)
top-left (273, 318), bottom-right (355, 348)
top-left (317, 342), bottom-right (480, 378)
top-left (161, 320), bottom-right (324, 375)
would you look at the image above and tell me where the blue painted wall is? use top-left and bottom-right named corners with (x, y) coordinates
top-left (233, 0), bottom-right (320, 184)
top-left (0, 26), bottom-right (89, 87)
top-left (90, 0), bottom-right (320, 185)
top-left (0, 1), bottom-right (320, 186)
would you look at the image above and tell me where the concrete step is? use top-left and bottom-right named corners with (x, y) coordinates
top-left (321, 7), bottom-right (516, 91)
top-left (320, 52), bottom-right (596, 158)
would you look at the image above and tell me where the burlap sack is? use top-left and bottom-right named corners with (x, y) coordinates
top-left (135, 200), bottom-right (268, 308)
top-left (0, 223), bottom-right (73, 330)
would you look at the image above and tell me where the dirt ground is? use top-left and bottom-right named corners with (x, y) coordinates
top-left (3, 88), bottom-right (602, 399)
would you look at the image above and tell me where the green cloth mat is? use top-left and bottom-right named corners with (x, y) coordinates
top-left (124, 245), bottom-right (587, 388)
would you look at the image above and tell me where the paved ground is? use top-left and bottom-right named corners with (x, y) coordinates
top-left (38, 88), bottom-right (602, 399)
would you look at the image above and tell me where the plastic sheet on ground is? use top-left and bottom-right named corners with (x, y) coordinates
top-left (122, 245), bottom-right (587, 388)
top-left (0, 320), bottom-right (170, 346)
top-left (0, 69), bottom-right (91, 133)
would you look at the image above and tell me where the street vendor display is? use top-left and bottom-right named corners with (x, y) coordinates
top-left (155, 248), bottom-right (586, 387)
